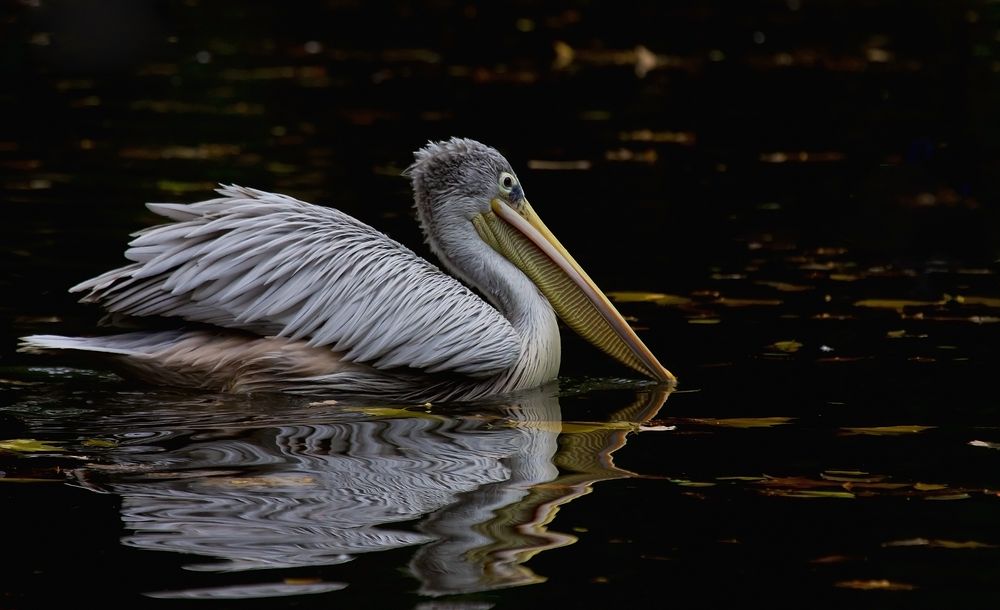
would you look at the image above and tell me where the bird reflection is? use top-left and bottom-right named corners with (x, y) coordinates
top-left (71, 386), bottom-right (670, 597)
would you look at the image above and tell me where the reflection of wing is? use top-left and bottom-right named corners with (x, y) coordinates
top-left (59, 387), bottom-right (670, 597)
top-left (71, 185), bottom-right (520, 376)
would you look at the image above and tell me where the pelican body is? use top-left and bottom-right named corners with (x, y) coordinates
top-left (20, 139), bottom-right (674, 401)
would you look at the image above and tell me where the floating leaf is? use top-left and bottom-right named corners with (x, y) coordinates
top-left (969, 440), bottom-right (1000, 450)
top-left (768, 490), bottom-right (855, 499)
top-left (886, 329), bottom-right (928, 339)
top-left (687, 318), bottom-right (721, 325)
top-left (607, 291), bottom-right (691, 306)
top-left (835, 579), bottom-right (916, 591)
top-left (0, 439), bottom-right (64, 453)
top-left (669, 479), bottom-right (716, 488)
top-left (717, 298), bottom-right (783, 307)
top-left (884, 538), bottom-right (997, 549)
top-left (929, 539), bottom-right (997, 549)
top-left (692, 417), bottom-right (793, 428)
top-left (754, 281), bottom-right (812, 292)
top-left (841, 425), bottom-right (935, 436)
top-left (913, 482), bottom-right (948, 491)
top-left (925, 493), bottom-right (971, 501)
top-left (810, 555), bottom-right (856, 564)
top-left (854, 299), bottom-right (944, 311)
top-left (82, 439), bottom-right (116, 448)
top-left (953, 295), bottom-right (1000, 308)
top-left (769, 340), bottom-right (803, 353)
top-left (821, 471), bottom-right (886, 483)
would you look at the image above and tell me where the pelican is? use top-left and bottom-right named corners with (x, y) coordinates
top-left (20, 138), bottom-right (674, 401)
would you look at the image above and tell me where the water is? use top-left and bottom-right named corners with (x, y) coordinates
top-left (3, 1), bottom-right (1000, 607)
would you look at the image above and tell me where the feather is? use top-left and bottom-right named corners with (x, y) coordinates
top-left (69, 186), bottom-right (521, 377)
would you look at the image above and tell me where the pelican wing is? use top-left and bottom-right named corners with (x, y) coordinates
top-left (71, 185), bottom-right (521, 377)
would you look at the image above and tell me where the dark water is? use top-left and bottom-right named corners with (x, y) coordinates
top-left (3, 1), bottom-right (1000, 608)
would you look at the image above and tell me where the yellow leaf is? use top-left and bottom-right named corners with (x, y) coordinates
top-left (925, 493), bottom-right (971, 501)
top-left (772, 490), bottom-right (855, 499)
top-left (692, 417), bottom-right (793, 428)
top-left (0, 439), bottom-right (64, 453)
top-left (608, 291), bottom-right (692, 306)
top-left (769, 340), bottom-right (803, 353)
top-left (821, 471), bottom-right (885, 483)
top-left (854, 298), bottom-right (944, 311)
top-left (913, 482), bottom-right (947, 491)
top-left (841, 425), bottom-right (935, 436)
top-left (954, 295), bottom-right (1000, 308)
top-left (687, 318), bottom-right (721, 325)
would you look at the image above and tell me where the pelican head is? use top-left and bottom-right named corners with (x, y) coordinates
top-left (406, 138), bottom-right (675, 383)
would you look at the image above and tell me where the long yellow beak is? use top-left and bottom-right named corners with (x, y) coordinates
top-left (474, 198), bottom-right (675, 383)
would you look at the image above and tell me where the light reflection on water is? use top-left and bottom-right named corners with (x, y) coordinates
top-left (14, 384), bottom-right (668, 599)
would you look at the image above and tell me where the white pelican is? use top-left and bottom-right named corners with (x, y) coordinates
top-left (20, 138), bottom-right (674, 401)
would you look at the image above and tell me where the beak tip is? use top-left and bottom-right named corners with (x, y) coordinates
top-left (656, 368), bottom-right (677, 385)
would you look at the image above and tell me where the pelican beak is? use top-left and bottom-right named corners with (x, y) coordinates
top-left (474, 198), bottom-right (675, 383)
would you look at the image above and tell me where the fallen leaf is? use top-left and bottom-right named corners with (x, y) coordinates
top-left (769, 340), bottom-right (803, 353)
top-left (925, 493), bottom-right (971, 501)
top-left (854, 298), bottom-right (944, 311)
top-left (835, 579), bottom-right (916, 591)
top-left (691, 417), bottom-right (793, 428)
top-left (840, 425), bottom-right (935, 436)
top-left (669, 479), bottom-right (716, 488)
top-left (0, 439), bottom-right (64, 453)
top-left (607, 291), bottom-right (692, 306)
top-left (953, 295), bottom-right (1000, 308)
top-left (717, 298), bottom-right (783, 307)
top-left (754, 281), bottom-right (812, 292)
top-left (766, 490), bottom-right (855, 499)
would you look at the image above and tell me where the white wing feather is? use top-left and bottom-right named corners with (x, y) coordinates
top-left (71, 185), bottom-right (521, 377)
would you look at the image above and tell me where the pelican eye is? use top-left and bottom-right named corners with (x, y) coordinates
top-left (498, 172), bottom-right (516, 195)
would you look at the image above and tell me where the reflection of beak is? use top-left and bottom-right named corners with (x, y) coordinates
top-left (474, 199), bottom-right (676, 383)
